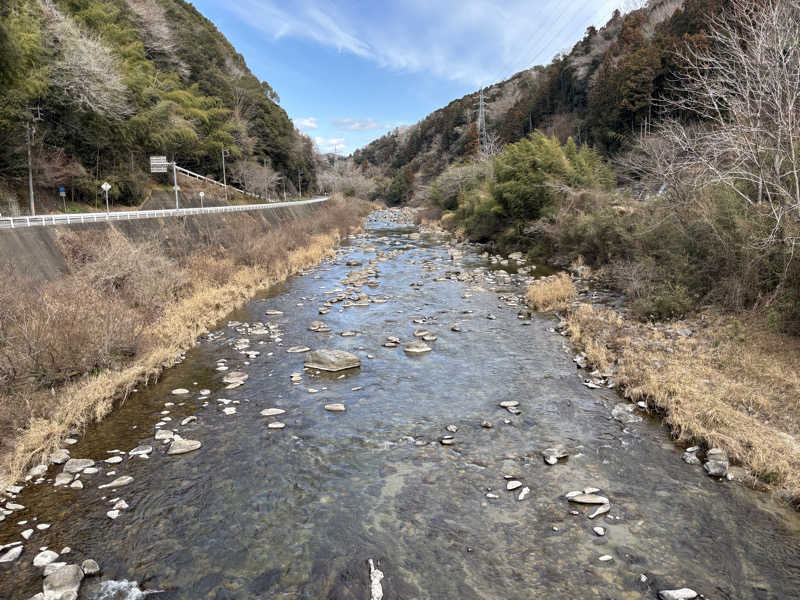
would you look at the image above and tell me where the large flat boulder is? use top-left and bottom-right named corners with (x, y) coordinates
top-left (43, 564), bottom-right (84, 600)
top-left (304, 349), bottom-right (360, 372)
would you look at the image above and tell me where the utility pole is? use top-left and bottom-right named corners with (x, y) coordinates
top-left (221, 148), bottom-right (229, 203)
top-left (25, 106), bottom-right (42, 216)
top-left (263, 157), bottom-right (268, 201)
top-left (283, 176), bottom-right (286, 202)
top-left (172, 159), bottom-right (179, 209)
top-left (297, 169), bottom-right (301, 199)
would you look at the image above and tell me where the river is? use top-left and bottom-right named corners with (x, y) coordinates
top-left (1, 209), bottom-right (799, 599)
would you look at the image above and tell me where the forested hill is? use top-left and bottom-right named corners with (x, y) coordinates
top-left (0, 0), bottom-right (316, 209)
top-left (354, 0), bottom-right (724, 193)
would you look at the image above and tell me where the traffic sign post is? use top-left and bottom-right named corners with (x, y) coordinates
top-left (59, 187), bottom-right (66, 212)
top-left (149, 156), bottom-right (168, 174)
top-left (199, 191), bottom-right (205, 208)
top-left (101, 181), bottom-right (111, 214)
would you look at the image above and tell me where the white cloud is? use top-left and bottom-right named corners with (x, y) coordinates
top-left (333, 118), bottom-right (382, 131)
top-left (314, 137), bottom-right (347, 153)
top-left (294, 117), bottom-right (318, 129)
top-left (229, 0), bottom-right (622, 86)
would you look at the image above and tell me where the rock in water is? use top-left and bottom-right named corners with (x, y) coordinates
top-left (81, 559), bottom-right (100, 576)
top-left (33, 550), bottom-right (59, 567)
top-left (567, 494), bottom-right (609, 505)
top-left (99, 476), bottom-right (133, 489)
top-left (167, 439), bottom-right (202, 455)
top-left (368, 558), bottom-right (384, 600)
top-left (659, 590), bottom-right (698, 600)
top-left (304, 349), bottom-right (361, 372)
top-left (63, 459), bottom-right (94, 474)
top-left (260, 408), bottom-right (286, 417)
top-left (0, 545), bottom-right (23, 563)
top-left (324, 403), bottom-right (346, 412)
top-left (403, 341), bottom-right (432, 355)
top-left (588, 504), bottom-right (611, 519)
top-left (43, 564), bottom-right (84, 600)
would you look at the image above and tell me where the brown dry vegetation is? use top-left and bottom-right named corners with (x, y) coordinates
top-left (567, 303), bottom-right (800, 504)
top-left (0, 197), bottom-right (370, 487)
top-left (526, 273), bottom-right (577, 312)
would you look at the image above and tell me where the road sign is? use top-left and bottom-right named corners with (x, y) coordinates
top-left (101, 181), bottom-right (111, 192)
top-left (59, 187), bottom-right (66, 198)
top-left (150, 156), bottom-right (169, 173)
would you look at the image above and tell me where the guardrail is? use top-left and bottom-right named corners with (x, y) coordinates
top-left (0, 197), bottom-right (328, 230)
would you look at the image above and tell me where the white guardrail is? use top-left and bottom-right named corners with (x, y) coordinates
top-left (0, 197), bottom-right (329, 230)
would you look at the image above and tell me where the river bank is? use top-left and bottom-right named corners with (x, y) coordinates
top-left (0, 197), bottom-right (371, 489)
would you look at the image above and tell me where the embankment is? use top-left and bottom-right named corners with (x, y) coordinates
top-left (0, 195), bottom-right (370, 487)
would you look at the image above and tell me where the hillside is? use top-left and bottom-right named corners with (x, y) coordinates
top-left (0, 0), bottom-right (316, 213)
top-left (354, 0), bottom-right (723, 193)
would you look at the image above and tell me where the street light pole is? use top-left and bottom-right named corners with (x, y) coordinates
top-left (26, 122), bottom-right (35, 216)
top-left (101, 181), bottom-right (111, 214)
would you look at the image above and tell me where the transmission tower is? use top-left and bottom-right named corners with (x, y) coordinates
top-left (476, 88), bottom-right (488, 153)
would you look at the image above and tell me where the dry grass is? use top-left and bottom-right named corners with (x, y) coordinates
top-left (0, 198), bottom-right (370, 487)
top-left (526, 272), bottom-right (577, 311)
top-left (567, 303), bottom-right (800, 504)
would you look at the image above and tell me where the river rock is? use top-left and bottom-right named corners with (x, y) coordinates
top-left (542, 445), bottom-right (569, 464)
top-left (267, 422), bottom-right (286, 429)
top-left (287, 346), bottom-right (311, 353)
top-left (403, 342), bottom-right (431, 354)
top-left (0, 545), bottom-right (23, 563)
top-left (704, 460), bottom-right (728, 477)
top-left (658, 590), bottom-right (698, 600)
top-left (611, 403), bottom-right (642, 424)
top-left (588, 504), bottom-right (611, 519)
top-left (128, 445), bottom-right (152, 457)
top-left (69, 480), bottom-right (83, 490)
top-left (506, 480), bottom-right (522, 491)
top-left (98, 476), bottom-right (133, 489)
top-left (518, 487), bottom-right (531, 501)
top-left (304, 349), bottom-right (361, 371)
top-left (50, 450), bottom-right (70, 465)
top-left (28, 464), bottom-right (48, 478)
top-left (167, 439), bottom-right (202, 455)
top-left (568, 494), bottom-right (609, 505)
top-left (324, 403), bottom-right (346, 412)
top-left (43, 564), bottom-right (84, 600)
top-left (42, 562), bottom-right (67, 576)
top-left (499, 401), bottom-right (519, 408)
top-left (171, 388), bottom-right (190, 395)
top-left (81, 559), bottom-right (100, 576)
top-left (593, 526), bottom-right (606, 536)
top-left (54, 473), bottom-right (74, 487)
top-left (682, 451), bottom-right (701, 465)
top-left (33, 550), bottom-right (59, 567)
top-left (260, 408), bottom-right (286, 417)
top-left (154, 429), bottom-right (174, 441)
top-left (104, 456), bottom-right (123, 465)
top-left (222, 371), bottom-right (249, 384)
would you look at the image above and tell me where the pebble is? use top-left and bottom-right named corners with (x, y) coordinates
top-left (70, 480), bottom-right (84, 489)
top-left (268, 422), bottom-right (286, 429)
top-left (588, 504), bottom-right (611, 519)
top-left (518, 487), bottom-right (530, 501)
top-left (128, 446), bottom-right (153, 457)
top-left (181, 416), bottom-right (197, 426)
top-left (593, 526), bottom-right (606, 536)
top-left (598, 555), bottom-right (613, 562)
top-left (506, 480), bottom-right (522, 491)
top-left (21, 529), bottom-right (33, 539)
top-left (171, 388), bottom-right (190, 395)
top-left (324, 403), bottom-right (346, 412)
top-left (107, 510), bottom-right (120, 520)
top-left (82, 558), bottom-right (101, 576)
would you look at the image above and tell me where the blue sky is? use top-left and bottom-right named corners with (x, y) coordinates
top-left (190, 0), bottom-right (624, 154)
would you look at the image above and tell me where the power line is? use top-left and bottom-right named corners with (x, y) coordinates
top-left (525, 0), bottom-right (597, 69)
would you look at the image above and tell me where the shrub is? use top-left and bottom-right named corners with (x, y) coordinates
top-left (526, 273), bottom-right (577, 311)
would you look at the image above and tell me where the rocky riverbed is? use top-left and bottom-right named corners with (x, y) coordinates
top-left (1, 209), bottom-right (799, 599)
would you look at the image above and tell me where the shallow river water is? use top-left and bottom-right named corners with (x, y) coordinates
top-left (2, 210), bottom-right (800, 599)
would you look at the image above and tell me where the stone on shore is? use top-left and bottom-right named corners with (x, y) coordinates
top-left (49, 450), bottom-right (70, 465)
top-left (167, 439), bottom-right (202, 455)
top-left (304, 349), bottom-right (361, 372)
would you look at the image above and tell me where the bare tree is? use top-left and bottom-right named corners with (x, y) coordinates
top-left (126, 0), bottom-right (189, 75)
top-left (318, 160), bottom-right (376, 199)
top-left (637, 0), bottom-right (800, 249)
top-left (480, 131), bottom-right (504, 158)
top-left (40, 0), bottom-right (130, 119)
top-left (229, 160), bottom-right (281, 199)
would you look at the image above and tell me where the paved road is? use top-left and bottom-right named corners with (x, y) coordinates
top-left (0, 197), bottom-right (329, 229)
